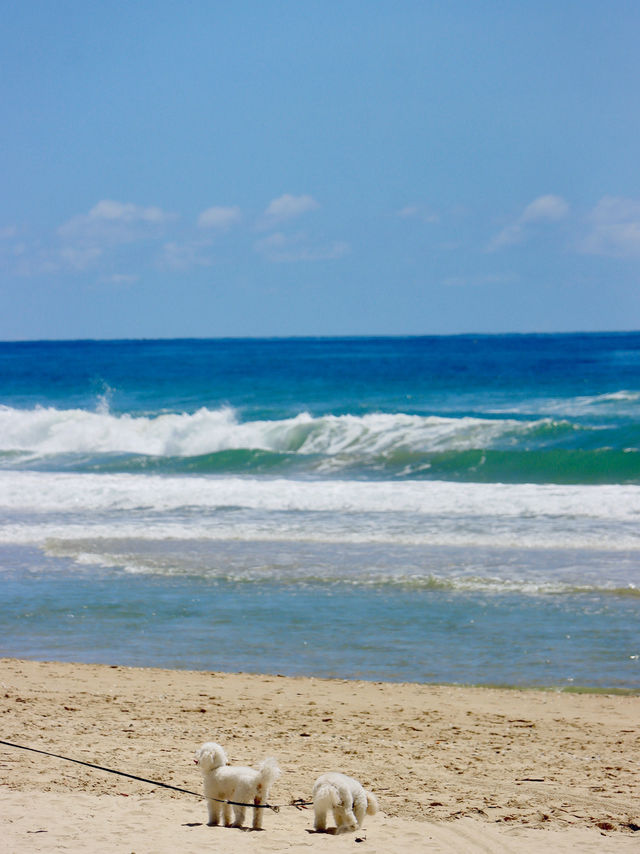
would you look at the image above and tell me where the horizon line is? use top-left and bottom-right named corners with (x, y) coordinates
top-left (2, 328), bottom-right (640, 345)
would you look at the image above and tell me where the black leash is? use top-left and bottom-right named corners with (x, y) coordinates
top-left (0, 739), bottom-right (312, 811)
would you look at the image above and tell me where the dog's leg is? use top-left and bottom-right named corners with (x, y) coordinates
top-left (313, 803), bottom-right (328, 832)
top-left (333, 804), bottom-right (346, 831)
top-left (252, 797), bottom-right (264, 830)
top-left (232, 804), bottom-right (246, 828)
top-left (223, 802), bottom-right (234, 826)
top-left (335, 803), bottom-right (358, 833)
top-left (206, 798), bottom-right (220, 826)
top-left (353, 793), bottom-right (367, 828)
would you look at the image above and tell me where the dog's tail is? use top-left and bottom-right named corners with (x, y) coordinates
top-left (314, 782), bottom-right (340, 812)
top-left (256, 756), bottom-right (281, 790)
top-left (365, 790), bottom-right (379, 816)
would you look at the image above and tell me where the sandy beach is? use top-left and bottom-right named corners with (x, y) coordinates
top-left (1, 658), bottom-right (638, 852)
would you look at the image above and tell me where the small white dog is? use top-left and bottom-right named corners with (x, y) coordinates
top-left (194, 741), bottom-right (281, 830)
top-left (312, 772), bottom-right (378, 833)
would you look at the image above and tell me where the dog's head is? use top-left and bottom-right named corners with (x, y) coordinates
top-left (194, 741), bottom-right (228, 772)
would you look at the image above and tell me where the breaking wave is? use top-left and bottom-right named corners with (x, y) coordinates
top-left (2, 404), bottom-right (639, 483)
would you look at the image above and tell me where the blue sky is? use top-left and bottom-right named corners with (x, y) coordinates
top-left (2, 1), bottom-right (640, 339)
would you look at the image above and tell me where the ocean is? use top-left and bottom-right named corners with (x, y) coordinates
top-left (1, 334), bottom-right (639, 690)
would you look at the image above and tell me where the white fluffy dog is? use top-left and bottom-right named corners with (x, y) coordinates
top-left (312, 772), bottom-right (378, 833)
top-left (194, 741), bottom-right (280, 830)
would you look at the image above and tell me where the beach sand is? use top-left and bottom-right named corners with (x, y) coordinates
top-left (1, 658), bottom-right (638, 852)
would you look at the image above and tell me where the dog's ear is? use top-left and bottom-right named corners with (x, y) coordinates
top-left (212, 745), bottom-right (227, 767)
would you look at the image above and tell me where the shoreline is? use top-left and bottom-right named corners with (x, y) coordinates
top-left (3, 647), bottom-right (638, 697)
top-left (0, 650), bottom-right (640, 697)
top-left (2, 658), bottom-right (639, 851)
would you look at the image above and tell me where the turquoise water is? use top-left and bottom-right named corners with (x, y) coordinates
top-left (1, 335), bottom-right (639, 689)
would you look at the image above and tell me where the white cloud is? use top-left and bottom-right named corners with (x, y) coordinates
top-left (520, 195), bottom-right (569, 224)
top-left (263, 194), bottom-right (319, 223)
top-left (88, 200), bottom-right (169, 224)
top-left (99, 273), bottom-right (140, 286)
top-left (11, 255), bottom-right (56, 277)
top-left (396, 205), bottom-right (439, 223)
top-left (58, 246), bottom-right (103, 271)
top-left (4, 202), bottom-right (178, 278)
top-left (397, 205), bottom-right (420, 219)
top-left (255, 231), bottom-right (349, 263)
top-left (488, 223), bottom-right (523, 250)
top-left (579, 196), bottom-right (640, 258)
top-left (58, 200), bottom-right (175, 244)
top-left (197, 205), bottom-right (241, 229)
top-left (6, 243), bottom-right (103, 276)
top-left (489, 194), bottom-right (569, 251)
top-left (160, 240), bottom-right (213, 271)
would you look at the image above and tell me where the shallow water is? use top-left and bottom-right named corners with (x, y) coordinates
top-left (2, 541), bottom-right (638, 689)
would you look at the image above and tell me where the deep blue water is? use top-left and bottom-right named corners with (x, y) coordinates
top-left (4, 332), bottom-right (640, 418)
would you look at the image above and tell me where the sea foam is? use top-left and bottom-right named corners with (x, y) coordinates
top-left (3, 469), bottom-right (640, 518)
top-left (0, 403), bottom-right (593, 459)
top-left (2, 470), bottom-right (640, 553)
